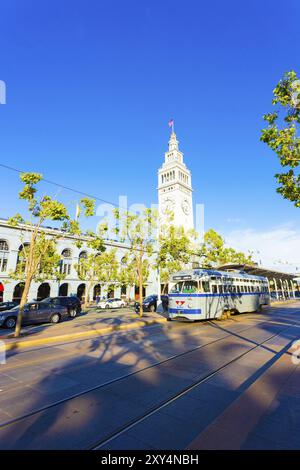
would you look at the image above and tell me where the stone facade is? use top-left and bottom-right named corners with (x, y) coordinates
top-left (0, 220), bottom-right (158, 303)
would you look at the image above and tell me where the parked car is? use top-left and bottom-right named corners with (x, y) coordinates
top-left (0, 302), bottom-right (69, 329)
top-left (135, 294), bottom-right (169, 313)
top-left (98, 298), bottom-right (126, 309)
top-left (0, 301), bottom-right (17, 312)
top-left (135, 294), bottom-right (158, 313)
top-left (40, 296), bottom-right (82, 317)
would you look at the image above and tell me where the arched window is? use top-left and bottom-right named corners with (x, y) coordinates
top-left (16, 243), bottom-right (30, 273)
top-left (0, 240), bottom-right (9, 272)
top-left (79, 251), bottom-right (87, 260)
top-left (61, 248), bottom-right (72, 275)
top-left (62, 248), bottom-right (72, 259)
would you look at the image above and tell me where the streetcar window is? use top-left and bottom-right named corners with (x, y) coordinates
top-left (170, 282), bottom-right (184, 294)
top-left (182, 281), bottom-right (198, 293)
top-left (232, 286), bottom-right (236, 293)
top-left (237, 286), bottom-right (240, 293)
top-left (202, 281), bottom-right (210, 293)
top-left (219, 285), bottom-right (223, 294)
top-left (212, 285), bottom-right (218, 294)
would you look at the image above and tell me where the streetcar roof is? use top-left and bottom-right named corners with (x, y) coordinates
top-left (170, 269), bottom-right (267, 282)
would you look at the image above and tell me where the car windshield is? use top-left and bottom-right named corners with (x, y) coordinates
top-left (9, 305), bottom-right (20, 311)
top-left (144, 296), bottom-right (154, 302)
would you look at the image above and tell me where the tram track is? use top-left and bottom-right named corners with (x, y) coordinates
top-left (0, 317), bottom-right (296, 447)
top-left (91, 322), bottom-right (298, 450)
top-left (0, 318), bottom-right (268, 429)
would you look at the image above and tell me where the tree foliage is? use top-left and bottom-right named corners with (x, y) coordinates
top-left (9, 173), bottom-right (95, 337)
top-left (113, 208), bottom-right (157, 316)
top-left (200, 229), bottom-right (253, 267)
top-left (157, 217), bottom-right (198, 292)
top-left (261, 70), bottom-right (300, 206)
top-left (75, 248), bottom-right (118, 307)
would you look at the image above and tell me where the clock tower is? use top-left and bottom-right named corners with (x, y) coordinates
top-left (158, 127), bottom-right (194, 230)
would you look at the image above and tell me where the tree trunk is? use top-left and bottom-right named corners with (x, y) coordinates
top-left (14, 275), bottom-right (32, 338)
top-left (83, 280), bottom-right (92, 310)
top-left (138, 261), bottom-right (143, 318)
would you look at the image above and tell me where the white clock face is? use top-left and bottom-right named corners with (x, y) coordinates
top-left (181, 198), bottom-right (190, 215)
top-left (162, 197), bottom-right (174, 215)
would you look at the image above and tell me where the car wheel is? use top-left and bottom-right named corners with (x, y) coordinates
top-left (50, 313), bottom-right (60, 324)
top-left (105, 304), bottom-right (109, 309)
top-left (149, 304), bottom-right (156, 312)
top-left (4, 317), bottom-right (17, 329)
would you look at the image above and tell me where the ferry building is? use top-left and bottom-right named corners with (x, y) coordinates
top-left (0, 129), bottom-right (195, 303)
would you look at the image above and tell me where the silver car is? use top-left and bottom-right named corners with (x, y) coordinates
top-left (0, 302), bottom-right (69, 329)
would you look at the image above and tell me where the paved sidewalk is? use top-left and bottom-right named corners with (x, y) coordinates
top-left (0, 308), bottom-right (167, 352)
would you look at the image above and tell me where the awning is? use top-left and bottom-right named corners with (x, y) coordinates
top-left (218, 264), bottom-right (297, 283)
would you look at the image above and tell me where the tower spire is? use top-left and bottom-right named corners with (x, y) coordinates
top-left (158, 123), bottom-right (194, 230)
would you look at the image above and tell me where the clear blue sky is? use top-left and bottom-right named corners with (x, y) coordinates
top-left (0, 0), bottom-right (299, 244)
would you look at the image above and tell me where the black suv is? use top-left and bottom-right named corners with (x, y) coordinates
top-left (135, 294), bottom-right (157, 313)
top-left (135, 294), bottom-right (169, 313)
top-left (41, 296), bottom-right (82, 317)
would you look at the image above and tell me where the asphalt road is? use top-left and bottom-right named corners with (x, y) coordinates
top-left (0, 302), bottom-right (300, 449)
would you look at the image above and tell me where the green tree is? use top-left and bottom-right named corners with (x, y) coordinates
top-left (200, 229), bottom-right (253, 267)
top-left (9, 173), bottom-right (70, 337)
top-left (261, 70), bottom-right (300, 206)
top-left (75, 248), bottom-right (119, 308)
top-left (9, 173), bottom-right (95, 337)
top-left (113, 208), bottom-right (157, 317)
top-left (157, 218), bottom-right (198, 293)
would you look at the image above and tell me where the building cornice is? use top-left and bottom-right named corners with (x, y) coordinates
top-left (0, 218), bottom-right (131, 251)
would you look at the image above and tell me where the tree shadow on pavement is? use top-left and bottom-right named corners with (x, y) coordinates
top-left (0, 304), bottom-right (299, 449)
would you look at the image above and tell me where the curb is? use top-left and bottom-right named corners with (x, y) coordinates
top-left (270, 299), bottom-right (299, 307)
top-left (0, 317), bottom-right (167, 352)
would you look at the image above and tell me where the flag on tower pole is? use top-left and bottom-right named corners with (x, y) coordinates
top-left (168, 119), bottom-right (174, 132)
